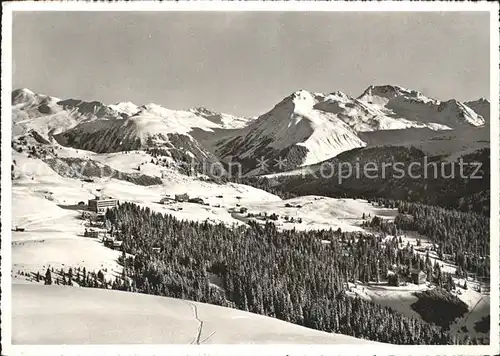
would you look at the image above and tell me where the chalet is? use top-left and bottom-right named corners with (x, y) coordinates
top-left (175, 193), bottom-right (189, 202)
top-left (88, 196), bottom-right (118, 214)
top-left (410, 269), bottom-right (426, 285)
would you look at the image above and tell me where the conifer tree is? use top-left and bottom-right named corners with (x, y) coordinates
top-left (44, 268), bottom-right (52, 285)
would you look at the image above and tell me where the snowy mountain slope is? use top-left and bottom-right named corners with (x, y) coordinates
top-left (12, 88), bottom-right (249, 139)
top-left (465, 98), bottom-right (490, 123)
top-left (51, 104), bottom-right (227, 174)
top-left (359, 125), bottom-right (489, 159)
top-left (12, 284), bottom-right (375, 344)
top-left (53, 102), bottom-right (222, 152)
top-left (12, 88), bottom-right (100, 138)
top-left (190, 106), bottom-right (255, 129)
top-left (12, 86), bottom-right (489, 176)
top-left (207, 86), bottom-right (488, 174)
top-left (358, 85), bottom-right (485, 128)
top-left (109, 101), bottom-right (140, 116)
top-left (313, 90), bottom-right (452, 132)
top-left (56, 98), bottom-right (125, 120)
top-left (211, 90), bottom-right (367, 174)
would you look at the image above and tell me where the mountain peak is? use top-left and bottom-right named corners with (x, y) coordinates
top-left (109, 101), bottom-right (140, 116)
top-left (324, 90), bottom-right (350, 101)
top-left (190, 106), bottom-right (218, 116)
top-left (13, 88), bottom-right (35, 95)
top-left (470, 97), bottom-right (490, 104)
top-left (12, 88), bottom-right (37, 105)
top-left (361, 84), bottom-right (412, 98)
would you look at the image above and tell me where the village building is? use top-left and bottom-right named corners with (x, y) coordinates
top-left (410, 269), bottom-right (427, 285)
top-left (188, 197), bottom-right (204, 204)
top-left (175, 193), bottom-right (189, 202)
top-left (88, 196), bottom-right (118, 214)
top-left (87, 230), bottom-right (99, 238)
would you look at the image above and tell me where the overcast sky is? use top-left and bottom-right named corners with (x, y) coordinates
top-left (13, 11), bottom-right (490, 117)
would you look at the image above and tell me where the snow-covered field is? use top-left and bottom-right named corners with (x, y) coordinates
top-left (346, 282), bottom-right (427, 320)
top-left (11, 183), bottom-right (123, 282)
top-left (240, 196), bottom-right (397, 232)
top-left (12, 284), bottom-right (375, 344)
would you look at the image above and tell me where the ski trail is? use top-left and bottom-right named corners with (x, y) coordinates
top-left (184, 300), bottom-right (204, 345)
top-left (200, 330), bottom-right (216, 344)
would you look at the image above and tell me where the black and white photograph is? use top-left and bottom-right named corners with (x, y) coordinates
top-left (1, 2), bottom-right (499, 355)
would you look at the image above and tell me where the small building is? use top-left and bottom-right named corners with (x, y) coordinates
top-left (160, 197), bottom-right (171, 204)
top-left (387, 271), bottom-right (400, 286)
top-left (240, 207), bottom-right (248, 214)
top-left (103, 235), bottom-right (116, 248)
top-left (175, 193), bottom-right (189, 202)
top-left (88, 196), bottom-right (118, 214)
top-left (410, 269), bottom-right (426, 285)
top-left (112, 240), bottom-right (123, 249)
top-left (188, 197), bottom-right (204, 204)
top-left (87, 230), bottom-right (99, 238)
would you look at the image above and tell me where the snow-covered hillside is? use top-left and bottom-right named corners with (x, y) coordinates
top-left (12, 284), bottom-right (375, 344)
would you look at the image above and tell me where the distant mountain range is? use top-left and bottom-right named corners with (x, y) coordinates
top-left (12, 85), bottom-right (490, 175)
